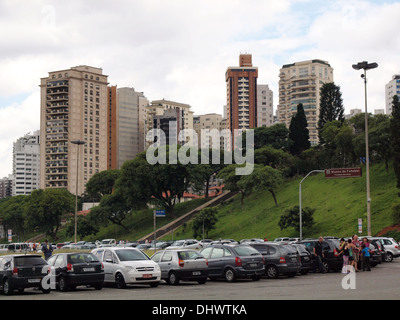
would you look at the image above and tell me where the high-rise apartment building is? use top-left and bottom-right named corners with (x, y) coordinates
top-left (145, 99), bottom-right (194, 147)
top-left (226, 54), bottom-right (258, 135)
top-left (277, 59), bottom-right (334, 145)
top-left (40, 65), bottom-right (109, 195)
top-left (12, 131), bottom-right (40, 196)
top-left (107, 86), bottom-right (148, 169)
top-left (257, 84), bottom-right (274, 127)
top-left (385, 75), bottom-right (400, 114)
top-left (0, 175), bottom-right (14, 199)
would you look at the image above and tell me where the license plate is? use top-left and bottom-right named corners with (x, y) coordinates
top-left (250, 263), bottom-right (258, 267)
top-left (28, 278), bottom-right (41, 283)
top-left (83, 267), bottom-right (95, 272)
top-left (143, 274), bottom-right (152, 278)
top-left (192, 271), bottom-right (201, 275)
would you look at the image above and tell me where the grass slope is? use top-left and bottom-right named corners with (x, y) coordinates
top-left (168, 161), bottom-right (398, 241)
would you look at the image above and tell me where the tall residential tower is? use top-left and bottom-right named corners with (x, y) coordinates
top-left (40, 66), bottom-right (109, 195)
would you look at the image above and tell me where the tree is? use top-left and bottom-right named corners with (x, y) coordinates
top-left (278, 205), bottom-right (315, 232)
top-left (117, 147), bottom-right (194, 218)
top-left (192, 207), bottom-right (218, 239)
top-left (66, 215), bottom-right (99, 239)
top-left (88, 190), bottom-right (131, 231)
top-left (390, 95), bottom-right (400, 192)
top-left (25, 189), bottom-right (75, 241)
top-left (289, 103), bottom-right (310, 155)
top-left (85, 169), bottom-right (121, 201)
top-left (242, 124), bottom-right (290, 151)
top-left (318, 82), bottom-right (345, 143)
top-left (0, 195), bottom-right (28, 238)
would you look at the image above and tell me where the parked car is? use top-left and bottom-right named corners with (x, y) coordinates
top-left (296, 238), bottom-right (342, 272)
top-left (168, 239), bottom-right (203, 250)
top-left (46, 252), bottom-right (104, 291)
top-left (367, 239), bottom-right (383, 267)
top-left (290, 243), bottom-right (312, 275)
top-left (200, 244), bottom-right (264, 282)
top-left (248, 242), bottom-right (301, 278)
top-left (7, 243), bottom-right (29, 252)
top-left (91, 247), bottom-right (161, 288)
top-left (98, 239), bottom-right (116, 247)
top-left (371, 237), bottom-right (400, 262)
top-left (151, 249), bottom-right (208, 285)
top-left (0, 254), bottom-right (52, 295)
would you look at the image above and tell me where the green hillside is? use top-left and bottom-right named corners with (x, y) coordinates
top-left (166, 161), bottom-right (399, 241)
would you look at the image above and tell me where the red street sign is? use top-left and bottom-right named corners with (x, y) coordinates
top-left (324, 168), bottom-right (362, 179)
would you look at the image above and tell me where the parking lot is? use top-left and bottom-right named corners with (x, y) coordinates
top-left (2, 257), bottom-right (400, 301)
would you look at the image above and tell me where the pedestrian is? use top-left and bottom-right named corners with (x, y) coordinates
top-left (347, 239), bottom-right (356, 272)
top-left (42, 239), bottom-right (53, 260)
top-left (339, 238), bottom-right (349, 274)
top-left (352, 235), bottom-right (361, 271)
top-left (361, 243), bottom-right (371, 271)
top-left (313, 236), bottom-right (325, 273)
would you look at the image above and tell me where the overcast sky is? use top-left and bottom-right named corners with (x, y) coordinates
top-left (0, 0), bottom-right (399, 178)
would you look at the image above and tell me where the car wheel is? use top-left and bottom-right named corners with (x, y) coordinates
top-left (322, 261), bottom-right (329, 273)
top-left (3, 279), bottom-right (13, 296)
top-left (115, 273), bottom-right (126, 289)
top-left (168, 272), bottom-right (180, 285)
top-left (59, 276), bottom-right (69, 292)
top-left (385, 252), bottom-right (393, 262)
top-left (266, 265), bottom-right (279, 279)
top-left (224, 268), bottom-right (236, 282)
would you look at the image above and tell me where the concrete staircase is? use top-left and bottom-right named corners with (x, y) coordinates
top-left (138, 190), bottom-right (238, 242)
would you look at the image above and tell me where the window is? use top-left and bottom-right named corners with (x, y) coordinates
top-left (151, 251), bottom-right (163, 262)
top-left (54, 255), bottom-right (65, 267)
top-left (200, 247), bottom-right (213, 258)
top-left (161, 251), bottom-right (172, 262)
top-left (210, 247), bottom-right (224, 259)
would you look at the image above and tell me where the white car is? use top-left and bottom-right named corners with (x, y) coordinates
top-left (371, 237), bottom-right (400, 262)
top-left (167, 239), bottom-right (202, 250)
top-left (91, 247), bottom-right (161, 288)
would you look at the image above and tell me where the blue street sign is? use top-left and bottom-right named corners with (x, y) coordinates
top-left (155, 210), bottom-right (166, 217)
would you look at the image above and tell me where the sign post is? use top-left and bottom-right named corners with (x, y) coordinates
top-left (7, 229), bottom-right (12, 243)
top-left (358, 218), bottom-right (362, 234)
top-left (153, 210), bottom-right (165, 252)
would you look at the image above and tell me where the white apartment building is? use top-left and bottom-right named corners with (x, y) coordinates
top-left (12, 131), bottom-right (40, 196)
top-left (257, 84), bottom-right (274, 127)
top-left (277, 59), bottom-right (334, 145)
top-left (385, 75), bottom-right (400, 114)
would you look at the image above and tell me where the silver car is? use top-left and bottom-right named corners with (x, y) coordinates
top-left (91, 247), bottom-right (161, 288)
top-left (371, 237), bottom-right (400, 262)
top-left (151, 249), bottom-right (208, 285)
top-left (167, 239), bottom-right (203, 250)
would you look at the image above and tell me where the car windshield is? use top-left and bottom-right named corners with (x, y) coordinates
top-left (178, 251), bottom-right (204, 260)
top-left (115, 249), bottom-right (150, 261)
top-left (14, 256), bottom-right (46, 267)
top-left (234, 246), bottom-right (260, 256)
top-left (68, 253), bottom-right (99, 264)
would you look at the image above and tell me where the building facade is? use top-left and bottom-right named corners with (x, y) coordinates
top-left (277, 59), bottom-right (334, 145)
top-left (40, 65), bottom-right (109, 195)
top-left (12, 131), bottom-right (40, 196)
top-left (0, 175), bottom-right (14, 199)
top-left (257, 84), bottom-right (274, 127)
top-left (385, 75), bottom-right (400, 114)
top-left (107, 86), bottom-right (148, 169)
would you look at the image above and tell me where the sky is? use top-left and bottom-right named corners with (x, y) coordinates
top-left (0, 0), bottom-right (400, 178)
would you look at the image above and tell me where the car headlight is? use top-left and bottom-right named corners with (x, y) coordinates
top-left (154, 264), bottom-right (160, 272)
top-left (125, 266), bottom-right (135, 272)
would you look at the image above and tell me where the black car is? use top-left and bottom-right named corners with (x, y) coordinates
top-left (0, 254), bottom-right (51, 295)
top-left (296, 239), bottom-right (342, 272)
top-left (290, 243), bottom-right (312, 275)
top-left (200, 244), bottom-right (264, 282)
top-left (46, 252), bottom-right (104, 291)
top-left (248, 242), bottom-right (301, 278)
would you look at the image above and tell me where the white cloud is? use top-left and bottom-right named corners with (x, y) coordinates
top-left (0, 0), bottom-right (399, 178)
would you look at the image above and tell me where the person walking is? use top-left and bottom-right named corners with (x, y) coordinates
top-left (347, 239), bottom-right (357, 272)
top-left (313, 236), bottom-right (325, 273)
top-left (42, 239), bottom-right (53, 260)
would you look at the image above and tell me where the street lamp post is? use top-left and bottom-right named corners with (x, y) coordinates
top-left (71, 140), bottom-right (85, 243)
top-left (352, 61), bottom-right (378, 237)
